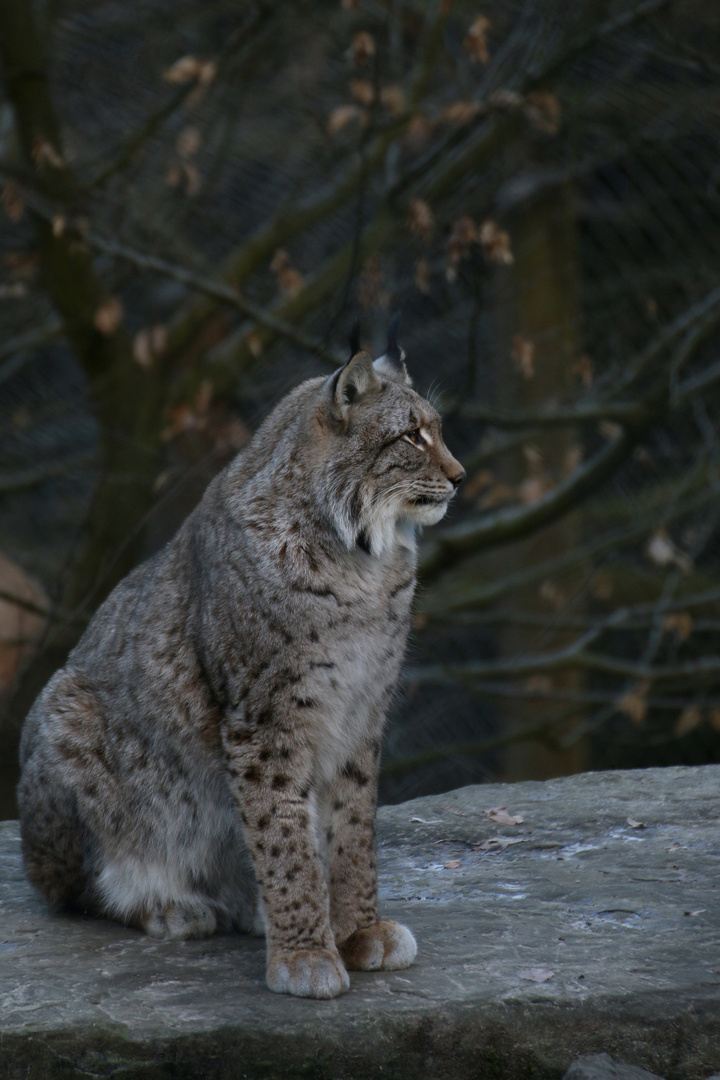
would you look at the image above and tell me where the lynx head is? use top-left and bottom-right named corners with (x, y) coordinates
top-left (316, 317), bottom-right (465, 555)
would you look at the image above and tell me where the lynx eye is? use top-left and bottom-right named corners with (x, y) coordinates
top-left (404, 428), bottom-right (425, 447)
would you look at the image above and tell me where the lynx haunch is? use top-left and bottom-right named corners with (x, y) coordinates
top-left (19, 321), bottom-right (464, 999)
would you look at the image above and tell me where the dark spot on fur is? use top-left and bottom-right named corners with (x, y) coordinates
top-left (342, 762), bottom-right (370, 787)
top-left (292, 697), bottom-right (315, 709)
top-left (272, 774), bottom-right (289, 790)
top-left (308, 628), bottom-right (319, 643)
top-left (271, 845), bottom-right (281, 857)
top-left (244, 765), bottom-right (263, 783)
top-left (390, 576), bottom-right (414, 598)
top-left (257, 815), bottom-right (270, 830)
top-left (356, 531), bottom-right (371, 555)
top-left (259, 748), bottom-right (272, 762)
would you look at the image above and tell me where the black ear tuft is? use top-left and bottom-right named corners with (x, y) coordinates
top-left (348, 318), bottom-right (361, 360)
top-left (386, 311), bottom-right (402, 364)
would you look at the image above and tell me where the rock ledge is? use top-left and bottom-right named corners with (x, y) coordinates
top-left (2, 765), bottom-right (719, 1079)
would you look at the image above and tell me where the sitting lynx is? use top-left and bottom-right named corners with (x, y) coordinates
top-left (18, 319), bottom-right (464, 998)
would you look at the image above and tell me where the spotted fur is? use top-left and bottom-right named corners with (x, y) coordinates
top-left (18, 344), bottom-right (464, 998)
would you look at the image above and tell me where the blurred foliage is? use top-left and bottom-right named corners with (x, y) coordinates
top-left (2, 0), bottom-right (720, 816)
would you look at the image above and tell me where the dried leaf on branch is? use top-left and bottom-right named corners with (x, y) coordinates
top-left (93, 297), bottom-right (124, 336)
top-left (463, 16), bottom-right (491, 65)
top-left (349, 30), bottom-right (375, 65)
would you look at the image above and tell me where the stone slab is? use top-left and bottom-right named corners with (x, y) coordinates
top-left (563, 1054), bottom-right (665, 1080)
top-left (1, 765), bottom-right (720, 1079)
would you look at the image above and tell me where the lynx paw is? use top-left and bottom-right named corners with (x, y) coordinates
top-left (338, 920), bottom-right (417, 971)
top-left (142, 899), bottom-right (217, 940)
top-left (266, 947), bottom-right (350, 999)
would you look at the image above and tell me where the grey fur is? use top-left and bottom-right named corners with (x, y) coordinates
top-left (18, 344), bottom-right (464, 998)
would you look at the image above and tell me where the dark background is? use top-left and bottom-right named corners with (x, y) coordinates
top-left (2, 0), bottom-right (720, 818)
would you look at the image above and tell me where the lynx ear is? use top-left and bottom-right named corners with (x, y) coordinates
top-left (373, 311), bottom-right (411, 385)
top-left (331, 350), bottom-right (381, 422)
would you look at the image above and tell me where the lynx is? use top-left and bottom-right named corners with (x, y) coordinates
top-left (18, 319), bottom-right (465, 999)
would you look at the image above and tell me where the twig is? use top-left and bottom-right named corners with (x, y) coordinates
top-left (87, 5), bottom-right (274, 190)
top-left (85, 232), bottom-right (347, 367)
top-left (0, 588), bottom-right (50, 619)
top-left (0, 454), bottom-right (94, 494)
top-left (420, 484), bottom-right (717, 614)
top-left (0, 319), bottom-right (63, 380)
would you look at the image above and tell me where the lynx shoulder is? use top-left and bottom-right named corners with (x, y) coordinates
top-left (18, 323), bottom-right (464, 999)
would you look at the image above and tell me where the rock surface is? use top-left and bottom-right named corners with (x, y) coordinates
top-left (563, 1054), bottom-right (666, 1080)
top-left (1, 765), bottom-right (719, 1079)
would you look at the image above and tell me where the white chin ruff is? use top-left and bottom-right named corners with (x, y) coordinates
top-left (406, 500), bottom-right (449, 527)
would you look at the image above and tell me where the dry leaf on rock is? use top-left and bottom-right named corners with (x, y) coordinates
top-left (474, 837), bottom-right (525, 852)
top-left (518, 967), bottom-right (554, 983)
top-left (485, 807), bottom-right (524, 826)
top-left (444, 860), bottom-right (461, 869)
top-left (627, 817), bottom-right (645, 829)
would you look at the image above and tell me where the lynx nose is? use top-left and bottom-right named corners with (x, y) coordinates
top-left (449, 467), bottom-right (466, 489)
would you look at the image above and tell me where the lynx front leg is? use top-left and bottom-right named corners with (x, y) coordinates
top-left (225, 732), bottom-right (349, 999)
top-left (327, 738), bottom-right (417, 972)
